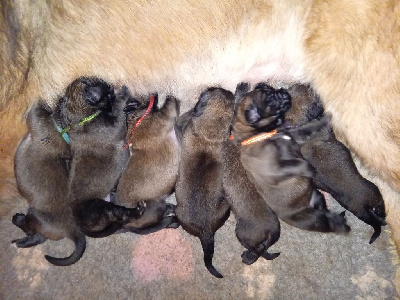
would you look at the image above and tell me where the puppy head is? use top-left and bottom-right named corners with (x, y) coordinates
top-left (235, 83), bottom-right (291, 132)
top-left (63, 76), bottom-right (116, 118)
top-left (124, 94), bottom-right (158, 127)
top-left (191, 87), bottom-right (234, 141)
top-left (285, 84), bottom-right (324, 126)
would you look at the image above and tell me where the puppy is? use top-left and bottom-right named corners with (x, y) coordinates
top-left (53, 77), bottom-right (145, 239)
top-left (285, 84), bottom-right (386, 243)
top-left (175, 87), bottom-right (233, 278)
top-left (12, 101), bottom-right (86, 266)
top-left (222, 129), bottom-right (281, 265)
top-left (115, 92), bottom-right (180, 233)
top-left (233, 83), bottom-right (350, 233)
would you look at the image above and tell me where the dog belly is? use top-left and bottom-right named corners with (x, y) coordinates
top-left (26, 1), bottom-right (310, 113)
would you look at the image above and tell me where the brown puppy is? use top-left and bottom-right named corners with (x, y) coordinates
top-left (1, 1), bottom-right (399, 251)
top-left (12, 101), bottom-right (85, 266)
top-left (52, 77), bottom-right (145, 240)
top-left (233, 83), bottom-right (350, 233)
top-left (285, 84), bottom-right (386, 244)
top-left (222, 134), bottom-right (281, 265)
top-left (175, 87), bottom-right (233, 278)
top-left (115, 93), bottom-right (180, 233)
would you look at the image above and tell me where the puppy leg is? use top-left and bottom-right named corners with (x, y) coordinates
top-left (241, 250), bottom-right (260, 265)
top-left (287, 114), bottom-right (331, 145)
top-left (74, 199), bottom-right (146, 237)
top-left (288, 208), bottom-right (350, 233)
top-left (12, 212), bottom-right (40, 235)
top-left (12, 233), bottom-right (47, 248)
top-left (310, 189), bottom-right (328, 211)
top-left (277, 159), bottom-right (314, 179)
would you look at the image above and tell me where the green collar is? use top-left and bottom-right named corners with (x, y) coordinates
top-left (55, 111), bottom-right (100, 144)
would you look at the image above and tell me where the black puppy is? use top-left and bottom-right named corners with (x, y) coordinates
top-left (286, 84), bottom-right (386, 243)
top-left (175, 87), bottom-right (233, 278)
top-left (233, 83), bottom-right (350, 233)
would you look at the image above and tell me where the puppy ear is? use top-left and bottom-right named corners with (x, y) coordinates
top-left (254, 82), bottom-right (274, 91)
top-left (245, 103), bottom-right (261, 125)
top-left (84, 85), bottom-right (106, 106)
top-left (123, 99), bottom-right (142, 114)
top-left (193, 91), bottom-right (211, 117)
top-left (151, 93), bottom-right (159, 111)
top-left (234, 82), bottom-right (250, 109)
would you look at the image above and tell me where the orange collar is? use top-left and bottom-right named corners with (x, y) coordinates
top-left (237, 129), bottom-right (278, 146)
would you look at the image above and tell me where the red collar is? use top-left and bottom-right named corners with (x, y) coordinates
top-left (123, 94), bottom-right (155, 149)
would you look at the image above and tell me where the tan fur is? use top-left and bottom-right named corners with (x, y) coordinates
top-left (0, 0), bottom-right (399, 250)
top-left (116, 94), bottom-right (180, 229)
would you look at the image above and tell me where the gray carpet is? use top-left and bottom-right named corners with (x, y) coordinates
top-left (1, 192), bottom-right (398, 300)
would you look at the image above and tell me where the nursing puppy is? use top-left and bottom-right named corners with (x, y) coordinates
top-left (285, 84), bottom-right (386, 244)
top-left (1, 0), bottom-right (399, 251)
top-left (175, 87), bottom-right (233, 278)
top-left (115, 92), bottom-right (180, 233)
top-left (12, 101), bottom-right (86, 266)
top-left (53, 77), bottom-right (145, 239)
top-left (222, 134), bottom-right (281, 265)
top-left (234, 83), bottom-right (350, 233)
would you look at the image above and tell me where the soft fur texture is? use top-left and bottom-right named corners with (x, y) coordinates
top-left (222, 137), bottom-right (281, 265)
top-left (233, 83), bottom-right (350, 234)
top-left (12, 101), bottom-right (85, 267)
top-left (116, 93), bottom-right (180, 232)
top-left (285, 84), bottom-right (387, 244)
top-left (175, 88), bottom-right (233, 278)
top-left (0, 0), bottom-right (399, 251)
top-left (53, 77), bottom-right (145, 239)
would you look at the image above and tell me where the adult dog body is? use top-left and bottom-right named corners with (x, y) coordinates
top-left (1, 1), bottom-right (399, 249)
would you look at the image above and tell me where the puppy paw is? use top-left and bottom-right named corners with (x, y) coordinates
top-left (328, 211), bottom-right (351, 234)
top-left (12, 213), bottom-right (26, 227)
top-left (241, 250), bottom-right (259, 265)
top-left (12, 233), bottom-right (47, 248)
top-left (136, 201), bottom-right (146, 216)
top-left (235, 82), bottom-right (251, 94)
top-left (261, 251), bottom-right (280, 261)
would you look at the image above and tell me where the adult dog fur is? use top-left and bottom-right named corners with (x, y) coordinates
top-left (285, 84), bottom-right (387, 244)
top-left (116, 93), bottom-right (180, 232)
top-left (175, 87), bottom-right (233, 278)
top-left (12, 101), bottom-right (85, 266)
top-left (233, 83), bottom-right (350, 233)
top-left (53, 77), bottom-right (145, 240)
top-left (1, 1), bottom-right (399, 250)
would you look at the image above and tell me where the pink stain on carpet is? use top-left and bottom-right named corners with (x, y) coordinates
top-left (132, 229), bottom-right (194, 282)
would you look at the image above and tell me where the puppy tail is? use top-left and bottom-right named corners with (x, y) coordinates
top-left (200, 233), bottom-right (223, 279)
top-left (44, 232), bottom-right (86, 266)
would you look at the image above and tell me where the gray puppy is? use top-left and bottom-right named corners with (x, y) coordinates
top-left (222, 135), bottom-right (281, 265)
top-left (285, 84), bottom-right (386, 244)
top-left (53, 78), bottom-right (145, 240)
top-left (12, 101), bottom-right (85, 266)
top-left (116, 93), bottom-right (180, 233)
top-left (175, 87), bottom-right (233, 278)
top-left (233, 83), bottom-right (350, 233)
